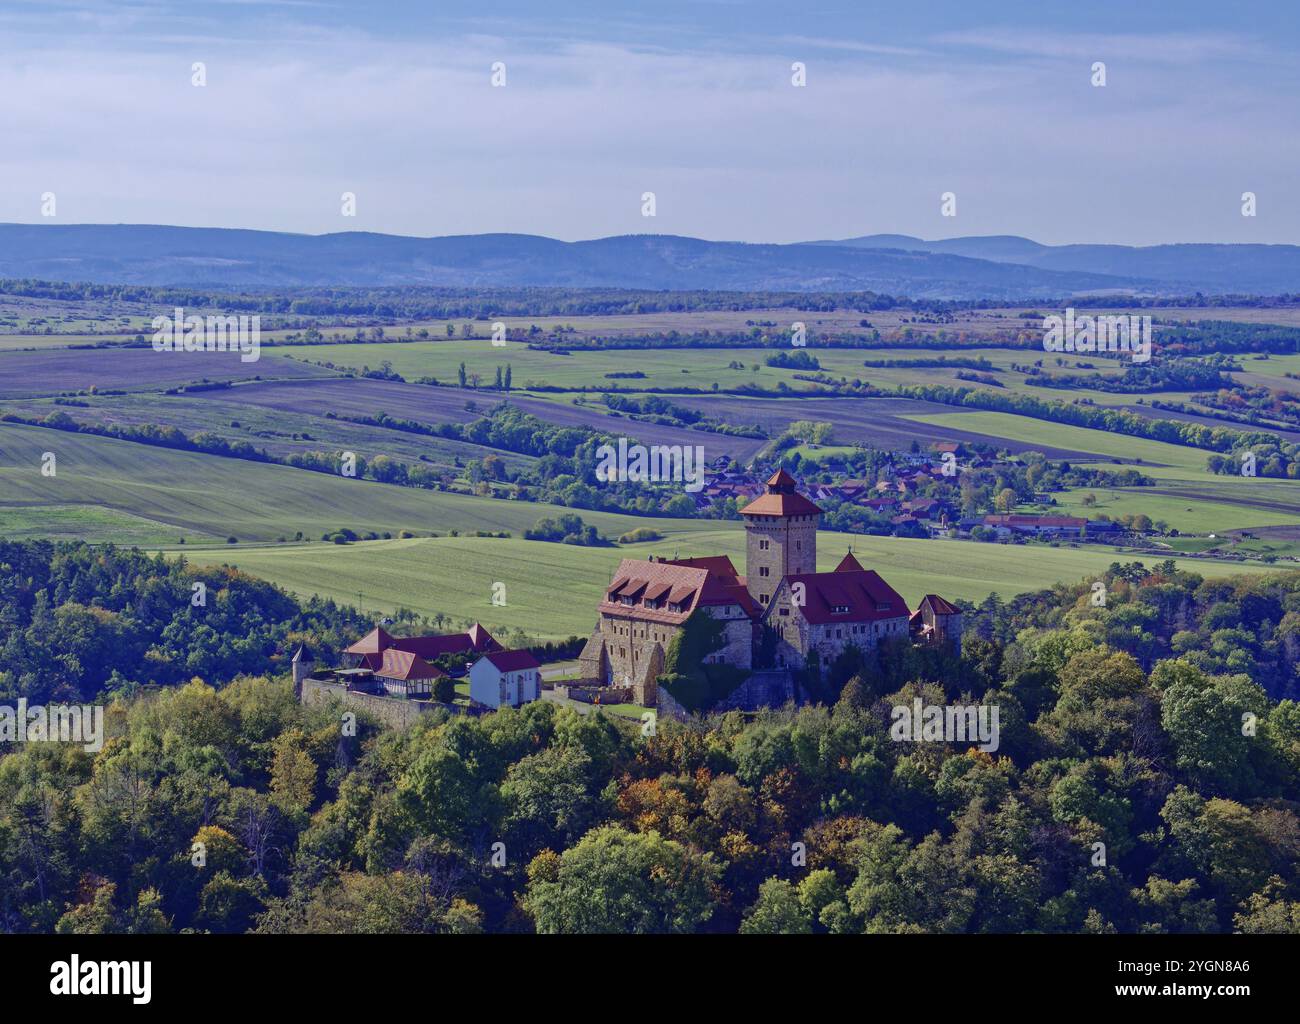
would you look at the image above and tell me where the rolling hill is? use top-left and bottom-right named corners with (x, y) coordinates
top-left (2, 223), bottom-right (1298, 296)
top-left (0, 224), bottom-right (1167, 298)
top-left (819, 234), bottom-right (1300, 295)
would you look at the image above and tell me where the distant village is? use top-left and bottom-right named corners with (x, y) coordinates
top-left (696, 442), bottom-right (1129, 543)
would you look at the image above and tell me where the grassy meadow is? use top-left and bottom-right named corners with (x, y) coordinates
top-left (0, 421), bottom-right (718, 546)
top-left (186, 530), bottom-right (1282, 640)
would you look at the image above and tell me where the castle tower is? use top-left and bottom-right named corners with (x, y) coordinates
top-left (291, 643), bottom-right (315, 699)
top-left (741, 469), bottom-right (822, 608)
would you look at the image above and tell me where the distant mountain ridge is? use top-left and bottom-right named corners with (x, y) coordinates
top-left (816, 233), bottom-right (1300, 295)
top-left (0, 223), bottom-right (1296, 298)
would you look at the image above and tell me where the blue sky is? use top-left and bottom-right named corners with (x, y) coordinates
top-left (1, 0), bottom-right (1297, 245)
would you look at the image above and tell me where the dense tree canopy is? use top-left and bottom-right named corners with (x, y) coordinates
top-left (1, 543), bottom-right (1298, 933)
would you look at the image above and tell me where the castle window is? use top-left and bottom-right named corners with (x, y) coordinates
top-left (759, 566), bottom-right (769, 577)
top-left (779, 608), bottom-right (789, 616)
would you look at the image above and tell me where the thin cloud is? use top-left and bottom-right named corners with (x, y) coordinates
top-left (935, 28), bottom-right (1261, 64)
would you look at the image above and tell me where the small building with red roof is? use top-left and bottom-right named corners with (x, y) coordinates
top-left (469, 649), bottom-right (542, 709)
top-left (339, 622), bottom-right (500, 696)
top-left (909, 594), bottom-right (964, 654)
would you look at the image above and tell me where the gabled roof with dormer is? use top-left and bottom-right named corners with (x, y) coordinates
top-left (598, 556), bottom-right (760, 624)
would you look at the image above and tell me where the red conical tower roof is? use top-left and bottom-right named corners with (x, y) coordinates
top-left (834, 551), bottom-right (864, 572)
top-left (741, 469), bottom-right (822, 517)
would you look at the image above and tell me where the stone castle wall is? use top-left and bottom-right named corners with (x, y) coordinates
top-left (300, 677), bottom-right (441, 730)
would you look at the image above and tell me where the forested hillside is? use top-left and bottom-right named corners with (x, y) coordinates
top-left (1, 543), bottom-right (1298, 933)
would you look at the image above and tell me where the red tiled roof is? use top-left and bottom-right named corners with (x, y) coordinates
top-left (667, 556), bottom-right (741, 581)
top-left (918, 594), bottom-right (961, 616)
top-left (643, 581), bottom-right (673, 602)
top-left (483, 649), bottom-right (541, 672)
top-left (345, 626), bottom-right (395, 655)
top-left (666, 583), bottom-right (698, 604)
top-left (346, 623), bottom-right (499, 662)
top-left (600, 559), bottom-right (706, 624)
top-left (660, 555), bottom-right (761, 618)
top-left (466, 623), bottom-right (498, 651)
top-left (774, 569), bottom-right (908, 625)
top-left (834, 552), bottom-right (865, 572)
top-left (378, 648), bottom-right (445, 681)
top-left (741, 492), bottom-right (823, 515)
top-left (740, 471), bottom-right (823, 518)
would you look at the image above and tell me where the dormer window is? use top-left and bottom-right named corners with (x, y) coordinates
top-left (831, 604), bottom-right (850, 615)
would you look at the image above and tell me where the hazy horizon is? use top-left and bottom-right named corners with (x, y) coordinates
top-left (6, 222), bottom-right (1300, 250)
top-left (2, 0), bottom-right (1298, 246)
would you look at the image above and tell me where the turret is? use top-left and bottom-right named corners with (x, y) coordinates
top-left (291, 643), bottom-right (315, 698)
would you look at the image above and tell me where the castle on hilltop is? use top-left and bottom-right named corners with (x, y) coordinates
top-left (578, 469), bottom-right (963, 705)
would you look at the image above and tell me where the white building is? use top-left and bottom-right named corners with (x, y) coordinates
top-left (469, 649), bottom-right (542, 709)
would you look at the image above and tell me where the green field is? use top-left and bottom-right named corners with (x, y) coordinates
top-left (905, 410), bottom-right (1212, 475)
top-left (0, 504), bottom-right (220, 545)
top-left (276, 338), bottom-right (1212, 409)
top-left (184, 530), bottom-right (1284, 640)
top-left (2, 390), bottom-right (538, 476)
top-left (0, 421), bottom-right (719, 545)
top-left (279, 339), bottom-right (1084, 399)
top-left (285, 340), bottom-right (819, 392)
top-left (910, 409), bottom-right (1300, 543)
top-left (906, 408), bottom-right (1300, 538)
